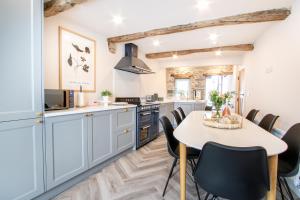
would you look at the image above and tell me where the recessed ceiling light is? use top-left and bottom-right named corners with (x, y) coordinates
top-left (153, 40), bottom-right (160, 47)
top-left (112, 15), bottom-right (124, 25)
top-left (209, 33), bottom-right (219, 41)
top-left (215, 50), bottom-right (222, 56)
top-left (196, 0), bottom-right (211, 11)
top-left (172, 54), bottom-right (178, 59)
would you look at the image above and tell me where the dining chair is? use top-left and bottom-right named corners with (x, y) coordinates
top-left (205, 106), bottom-right (213, 111)
top-left (159, 116), bottom-right (201, 199)
top-left (171, 110), bottom-right (182, 126)
top-left (258, 114), bottom-right (279, 132)
top-left (246, 109), bottom-right (259, 122)
top-left (177, 107), bottom-right (186, 119)
top-left (277, 123), bottom-right (300, 200)
top-left (194, 142), bottom-right (269, 200)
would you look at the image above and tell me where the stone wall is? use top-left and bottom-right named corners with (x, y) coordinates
top-left (166, 65), bottom-right (233, 99)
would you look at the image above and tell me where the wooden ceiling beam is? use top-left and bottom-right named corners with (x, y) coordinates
top-left (44, 0), bottom-right (86, 17)
top-left (107, 8), bottom-right (290, 53)
top-left (145, 44), bottom-right (254, 59)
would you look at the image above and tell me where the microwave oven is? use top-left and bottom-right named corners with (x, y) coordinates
top-left (44, 89), bottom-right (74, 111)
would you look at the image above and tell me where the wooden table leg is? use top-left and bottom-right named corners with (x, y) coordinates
top-left (267, 155), bottom-right (278, 200)
top-left (179, 143), bottom-right (187, 200)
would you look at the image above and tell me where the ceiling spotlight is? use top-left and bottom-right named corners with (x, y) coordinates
top-left (153, 40), bottom-right (160, 47)
top-left (215, 50), bottom-right (222, 56)
top-left (112, 15), bottom-right (124, 25)
top-left (196, 0), bottom-right (211, 11)
top-left (209, 33), bottom-right (219, 41)
top-left (172, 54), bottom-right (178, 59)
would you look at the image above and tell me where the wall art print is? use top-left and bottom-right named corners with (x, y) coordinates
top-left (59, 27), bottom-right (96, 92)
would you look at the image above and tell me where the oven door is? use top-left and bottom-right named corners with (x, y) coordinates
top-left (138, 124), bottom-right (152, 147)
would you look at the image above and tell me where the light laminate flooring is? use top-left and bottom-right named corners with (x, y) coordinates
top-left (53, 135), bottom-right (295, 200)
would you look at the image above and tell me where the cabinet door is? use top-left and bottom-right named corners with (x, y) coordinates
top-left (112, 108), bottom-right (136, 131)
top-left (194, 102), bottom-right (206, 111)
top-left (45, 114), bottom-right (88, 190)
top-left (0, 119), bottom-right (44, 200)
top-left (0, 0), bottom-right (43, 122)
top-left (88, 111), bottom-right (113, 168)
top-left (114, 126), bottom-right (135, 153)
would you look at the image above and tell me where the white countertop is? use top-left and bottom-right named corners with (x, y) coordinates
top-left (174, 111), bottom-right (287, 156)
top-left (44, 104), bottom-right (137, 118)
top-left (157, 100), bottom-right (206, 104)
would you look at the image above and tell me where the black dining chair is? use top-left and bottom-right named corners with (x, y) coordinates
top-left (205, 106), bottom-right (213, 111)
top-left (246, 109), bottom-right (259, 122)
top-left (277, 123), bottom-right (300, 200)
top-left (194, 142), bottom-right (270, 200)
top-left (159, 116), bottom-right (200, 199)
top-left (258, 114), bottom-right (279, 132)
top-left (177, 107), bottom-right (186, 119)
top-left (171, 110), bottom-right (182, 126)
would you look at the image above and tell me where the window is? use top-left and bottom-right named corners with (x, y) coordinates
top-left (175, 79), bottom-right (190, 98)
top-left (205, 75), bottom-right (233, 103)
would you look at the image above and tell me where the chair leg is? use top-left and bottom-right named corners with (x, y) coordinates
top-left (283, 178), bottom-right (295, 200)
top-left (194, 182), bottom-right (201, 200)
top-left (204, 193), bottom-right (210, 200)
top-left (278, 177), bottom-right (285, 200)
top-left (162, 158), bottom-right (177, 197)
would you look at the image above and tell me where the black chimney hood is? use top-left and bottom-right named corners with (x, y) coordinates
top-left (114, 43), bottom-right (154, 74)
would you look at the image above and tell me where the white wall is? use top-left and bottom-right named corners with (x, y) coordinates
top-left (242, 0), bottom-right (300, 132)
top-left (44, 15), bottom-right (165, 101)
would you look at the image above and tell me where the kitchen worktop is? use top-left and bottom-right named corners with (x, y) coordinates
top-left (44, 104), bottom-right (137, 118)
top-left (156, 99), bottom-right (207, 104)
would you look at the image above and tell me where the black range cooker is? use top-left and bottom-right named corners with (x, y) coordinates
top-left (115, 97), bottom-right (160, 149)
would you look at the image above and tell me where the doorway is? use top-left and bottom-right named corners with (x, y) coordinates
top-left (236, 68), bottom-right (245, 115)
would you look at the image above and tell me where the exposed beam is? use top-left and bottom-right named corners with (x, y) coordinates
top-left (44, 0), bottom-right (86, 17)
top-left (145, 44), bottom-right (254, 59)
top-left (107, 8), bottom-right (290, 53)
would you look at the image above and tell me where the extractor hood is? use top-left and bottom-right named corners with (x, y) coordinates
top-left (114, 43), bottom-right (154, 74)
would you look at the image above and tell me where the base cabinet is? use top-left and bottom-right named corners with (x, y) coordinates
top-left (45, 114), bottom-right (88, 190)
top-left (88, 111), bottom-right (113, 168)
top-left (159, 103), bottom-right (174, 132)
top-left (0, 119), bottom-right (44, 200)
top-left (44, 108), bottom-right (136, 191)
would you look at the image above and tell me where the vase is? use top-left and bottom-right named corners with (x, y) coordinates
top-left (222, 104), bottom-right (231, 117)
top-left (102, 96), bottom-right (109, 102)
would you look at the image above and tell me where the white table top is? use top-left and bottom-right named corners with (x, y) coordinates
top-left (174, 111), bottom-right (287, 156)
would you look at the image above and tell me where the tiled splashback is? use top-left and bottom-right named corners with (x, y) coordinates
top-left (166, 65), bottom-right (233, 99)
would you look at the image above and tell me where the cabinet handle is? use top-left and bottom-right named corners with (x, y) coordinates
top-left (85, 113), bottom-right (93, 117)
top-left (36, 119), bottom-right (43, 124)
top-left (141, 125), bottom-right (151, 130)
top-left (123, 129), bottom-right (130, 134)
top-left (123, 108), bottom-right (129, 112)
top-left (36, 112), bottom-right (43, 117)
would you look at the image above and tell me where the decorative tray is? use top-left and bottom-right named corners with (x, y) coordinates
top-left (203, 114), bottom-right (243, 129)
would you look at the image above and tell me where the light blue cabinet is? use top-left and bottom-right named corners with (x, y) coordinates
top-left (112, 108), bottom-right (136, 131)
top-left (159, 103), bottom-right (174, 131)
top-left (88, 111), bottom-right (114, 168)
top-left (45, 114), bottom-right (88, 190)
top-left (0, 0), bottom-right (43, 122)
top-left (0, 119), bottom-right (44, 200)
top-left (114, 126), bottom-right (135, 153)
top-left (174, 103), bottom-right (195, 116)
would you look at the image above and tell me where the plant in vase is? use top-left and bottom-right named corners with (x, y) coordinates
top-left (209, 90), bottom-right (225, 118)
top-left (101, 90), bottom-right (112, 102)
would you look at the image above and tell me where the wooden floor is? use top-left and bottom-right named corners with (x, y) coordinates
top-left (53, 135), bottom-right (294, 200)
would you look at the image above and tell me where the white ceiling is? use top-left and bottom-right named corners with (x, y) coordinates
top-left (55, 0), bottom-right (294, 60)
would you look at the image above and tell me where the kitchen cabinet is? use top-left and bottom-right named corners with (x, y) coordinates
top-left (194, 102), bottom-right (206, 111)
top-left (88, 111), bottom-right (114, 168)
top-left (159, 103), bottom-right (174, 132)
top-left (44, 107), bottom-right (136, 190)
top-left (0, 0), bottom-right (43, 122)
top-left (45, 114), bottom-right (88, 190)
top-left (112, 108), bottom-right (136, 152)
top-left (0, 119), bottom-right (44, 200)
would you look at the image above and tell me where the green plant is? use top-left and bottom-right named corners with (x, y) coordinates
top-left (223, 91), bottom-right (233, 104)
top-left (101, 90), bottom-right (112, 97)
top-left (209, 90), bottom-right (225, 118)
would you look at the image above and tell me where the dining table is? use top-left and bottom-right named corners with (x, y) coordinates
top-left (173, 111), bottom-right (288, 200)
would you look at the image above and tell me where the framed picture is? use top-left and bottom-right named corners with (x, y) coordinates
top-left (59, 26), bottom-right (96, 92)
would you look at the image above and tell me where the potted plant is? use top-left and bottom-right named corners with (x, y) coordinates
top-left (209, 90), bottom-right (225, 118)
top-left (101, 89), bottom-right (112, 102)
